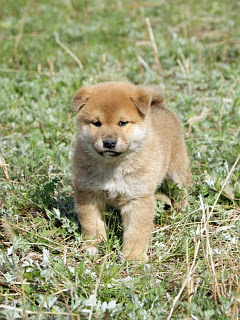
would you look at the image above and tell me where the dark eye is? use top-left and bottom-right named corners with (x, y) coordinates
top-left (119, 121), bottom-right (128, 127)
top-left (92, 121), bottom-right (101, 127)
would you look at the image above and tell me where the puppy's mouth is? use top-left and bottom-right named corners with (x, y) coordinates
top-left (99, 151), bottom-right (122, 158)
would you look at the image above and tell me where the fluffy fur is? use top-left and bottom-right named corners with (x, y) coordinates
top-left (72, 82), bottom-right (191, 262)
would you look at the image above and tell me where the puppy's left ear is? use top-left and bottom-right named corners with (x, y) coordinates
top-left (130, 88), bottom-right (151, 115)
top-left (72, 86), bottom-right (93, 112)
top-left (131, 87), bottom-right (165, 115)
top-left (145, 87), bottom-right (165, 108)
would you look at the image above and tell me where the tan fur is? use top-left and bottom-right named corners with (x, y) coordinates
top-left (72, 82), bottom-right (191, 262)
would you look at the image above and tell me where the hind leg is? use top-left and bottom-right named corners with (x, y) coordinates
top-left (168, 148), bottom-right (191, 210)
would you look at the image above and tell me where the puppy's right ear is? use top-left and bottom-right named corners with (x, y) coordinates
top-left (72, 86), bottom-right (92, 112)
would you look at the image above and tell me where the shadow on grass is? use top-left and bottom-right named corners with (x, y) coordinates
top-left (33, 178), bottom-right (124, 248)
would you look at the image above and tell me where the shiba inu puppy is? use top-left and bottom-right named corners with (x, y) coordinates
top-left (72, 82), bottom-right (191, 262)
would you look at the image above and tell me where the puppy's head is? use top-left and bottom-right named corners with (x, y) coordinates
top-left (72, 82), bottom-right (163, 159)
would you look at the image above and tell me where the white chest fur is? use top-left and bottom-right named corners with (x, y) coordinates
top-left (102, 165), bottom-right (136, 199)
top-left (77, 159), bottom-right (149, 200)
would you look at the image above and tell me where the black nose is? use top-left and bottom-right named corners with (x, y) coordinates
top-left (103, 139), bottom-right (116, 149)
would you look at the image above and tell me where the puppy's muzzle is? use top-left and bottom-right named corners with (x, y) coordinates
top-left (99, 139), bottom-right (121, 158)
top-left (103, 139), bottom-right (116, 149)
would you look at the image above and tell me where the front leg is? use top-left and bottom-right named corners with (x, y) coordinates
top-left (74, 189), bottom-right (107, 254)
top-left (121, 195), bottom-right (155, 263)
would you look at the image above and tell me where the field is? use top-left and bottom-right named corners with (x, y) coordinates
top-left (0, 0), bottom-right (240, 319)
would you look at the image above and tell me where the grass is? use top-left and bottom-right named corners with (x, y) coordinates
top-left (0, 0), bottom-right (240, 319)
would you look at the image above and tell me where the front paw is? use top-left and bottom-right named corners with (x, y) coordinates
top-left (81, 240), bottom-right (99, 256)
top-left (122, 248), bottom-right (149, 263)
top-left (85, 245), bottom-right (99, 256)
